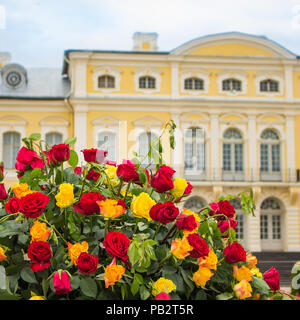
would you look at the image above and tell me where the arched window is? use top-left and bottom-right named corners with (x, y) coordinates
top-left (260, 198), bottom-right (283, 251)
top-left (3, 131), bottom-right (20, 169)
top-left (184, 127), bottom-right (205, 179)
top-left (185, 196), bottom-right (206, 213)
top-left (139, 76), bottom-right (156, 89)
top-left (184, 78), bottom-right (204, 90)
top-left (138, 131), bottom-right (157, 168)
top-left (223, 128), bottom-right (244, 180)
top-left (46, 132), bottom-right (63, 147)
top-left (98, 75), bottom-right (115, 88)
top-left (260, 79), bottom-right (279, 92)
top-left (229, 198), bottom-right (247, 248)
top-left (260, 129), bottom-right (281, 181)
top-left (222, 78), bottom-right (242, 92)
top-left (97, 131), bottom-right (116, 161)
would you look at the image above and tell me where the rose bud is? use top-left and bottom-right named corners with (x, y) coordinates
top-left (74, 166), bottom-right (82, 175)
top-left (86, 168), bottom-right (101, 181)
top-left (209, 200), bottom-right (235, 221)
top-left (53, 270), bottom-right (72, 295)
top-left (155, 292), bottom-right (171, 300)
top-left (184, 182), bottom-right (193, 195)
top-left (151, 165), bottom-right (175, 193)
top-left (49, 144), bottom-right (70, 163)
top-left (263, 267), bottom-right (280, 291)
top-left (81, 148), bottom-right (108, 164)
top-left (116, 160), bottom-right (140, 183)
top-left (217, 218), bottom-right (238, 238)
top-left (0, 183), bottom-right (7, 200)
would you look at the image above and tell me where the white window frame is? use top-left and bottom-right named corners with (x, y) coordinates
top-left (180, 69), bottom-right (210, 95)
top-left (0, 116), bottom-right (26, 178)
top-left (40, 116), bottom-right (69, 146)
top-left (91, 66), bottom-right (122, 93)
top-left (133, 67), bottom-right (162, 94)
top-left (255, 71), bottom-right (284, 97)
top-left (92, 115), bottom-right (120, 163)
top-left (217, 70), bottom-right (248, 96)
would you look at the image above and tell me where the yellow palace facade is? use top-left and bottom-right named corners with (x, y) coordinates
top-left (1, 31), bottom-right (300, 253)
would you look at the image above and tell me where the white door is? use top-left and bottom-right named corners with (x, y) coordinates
top-left (260, 199), bottom-right (283, 251)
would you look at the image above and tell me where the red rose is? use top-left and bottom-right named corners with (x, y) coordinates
top-left (103, 231), bottom-right (130, 263)
top-left (27, 241), bottom-right (52, 272)
top-left (151, 165), bottom-right (175, 193)
top-left (184, 182), bottom-right (193, 195)
top-left (155, 292), bottom-right (171, 300)
top-left (149, 202), bottom-right (179, 224)
top-left (217, 218), bottom-right (238, 238)
top-left (176, 214), bottom-right (197, 231)
top-left (86, 168), bottom-right (101, 181)
top-left (73, 192), bottom-right (105, 216)
top-left (0, 163), bottom-right (3, 181)
top-left (104, 160), bottom-right (117, 166)
top-left (0, 183), bottom-right (7, 200)
top-left (49, 144), bottom-right (70, 163)
top-left (209, 200), bottom-right (235, 221)
top-left (116, 160), bottom-right (140, 183)
top-left (5, 197), bottom-right (20, 214)
top-left (263, 267), bottom-right (280, 291)
top-left (77, 252), bottom-right (98, 275)
top-left (19, 192), bottom-right (50, 218)
top-left (16, 147), bottom-right (45, 170)
top-left (53, 270), bottom-right (72, 295)
top-left (223, 241), bottom-right (246, 264)
top-left (74, 166), bottom-right (82, 175)
top-left (44, 150), bottom-right (58, 166)
top-left (82, 148), bottom-right (108, 163)
top-left (187, 233), bottom-right (209, 258)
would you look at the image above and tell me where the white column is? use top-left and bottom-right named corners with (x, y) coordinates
top-left (284, 65), bottom-right (293, 102)
top-left (285, 207), bottom-right (300, 251)
top-left (74, 60), bottom-right (87, 98)
top-left (286, 115), bottom-right (296, 182)
top-left (248, 115), bottom-right (258, 181)
top-left (210, 113), bottom-right (220, 180)
top-left (119, 120), bottom-right (128, 162)
top-left (247, 213), bottom-right (261, 252)
top-left (171, 62), bottom-right (179, 99)
top-left (74, 105), bottom-right (88, 164)
top-left (171, 112), bottom-right (183, 177)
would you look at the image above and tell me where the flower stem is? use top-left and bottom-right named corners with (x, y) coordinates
top-left (104, 219), bottom-right (110, 237)
top-left (160, 223), bottom-right (176, 244)
top-left (38, 217), bottom-right (67, 244)
top-left (153, 223), bottom-right (162, 241)
top-left (159, 253), bottom-right (172, 265)
top-left (89, 216), bottom-right (93, 237)
top-left (61, 162), bottom-right (64, 183)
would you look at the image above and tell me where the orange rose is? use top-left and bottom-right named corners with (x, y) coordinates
top-left (30, 221), bottom-right (51, 242)
top-left (234, 279), bottom-right (252, 299)
top-left (198, 248), bottom-right (218, 270)
top-left (104, 259), bottom-right (125, 288)
top-left (97, 199), bottom-right (126, 219)
top-left (67, 241), bottom-right (89, 265)
top-left (233, 265), bottom-right (253, 282)
top-left (193, 266), bottom-right (214, 287)
top-left (171, 237), bottom-right (192, 260)
top-left (0, 247), bottom-right (6, 262)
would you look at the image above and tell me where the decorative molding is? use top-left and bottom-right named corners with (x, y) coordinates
top-left (217, 69), bottom-right (248, 96)
top-left (179, 68), bottom-right (210, 95)
top-left (254, 71), bottom-right (284, 97)
top-left (91, 66), bottom-right (122, 93)
top-left (133, 67), bottom-right (162, 94)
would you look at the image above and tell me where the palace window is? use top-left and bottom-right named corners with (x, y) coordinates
top-left (260, 79), bottom-right (279, 92)
top-left (138, 131), bottom-right (157, 168)
top-left (139, 76), bottom-right (156, 89)
top-left (184, 78), bottom-right (204, 90)
top-left (185, 196), bottom-right (206, 213)
top-left (3, 131), bottom-right (20, 169)
top-left (97, 131), bottom-right (116, 161)
top-left (222, 128), bottom-right (244, 180)
top-left (260, 129), bottom-right (281, 181)
top-left (46, 132), bottom-right (63, 147)
top-left (184, 127), bottom-right (205, 176)
top-left (98, 75), bottom-right (115, 89)
top-left (222, 78), bottom-right (242, 92)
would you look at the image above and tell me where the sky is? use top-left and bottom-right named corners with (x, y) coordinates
top-left (0, 0), bottom-right (300, 68)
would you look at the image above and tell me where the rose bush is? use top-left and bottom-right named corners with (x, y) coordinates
top-left (0, 128), bottom-right (296, 300)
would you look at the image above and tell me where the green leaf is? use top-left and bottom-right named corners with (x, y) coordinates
top-left (20, 265), bottom-right (37, 284)
top-left (64, 137), bottom-right (77, 147)
top-left (131, 273), bottom-right (142, 296)
top-left (0, 289), bottom-right (21, 300)
top-left (29, 133), bottom-right (41, 141)
top-left (70, 276), bottom-right (81, 290)
top-left (140, 285), bottom-right (150, 300)
top-left (68, 150), bottom-right (79, 167)
top-left (252, 276), bottom-right (270, 295)
top-left (194, 290), bottom-right (207, 300)
top-left (0, 266), bottom-right (6, 290)
top-left (216, 292), bottom-right (234, 300)
top-left (30, 168), bottom-right (43, 179)
top-left (80, 278), bottom-right (98, 298)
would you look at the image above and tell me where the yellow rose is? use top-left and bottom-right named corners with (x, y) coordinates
top-left (193, 266), bottom-right (214, 287)
top-left (30, 220), bottom-right (51, 243)
top-left (233, 265), bottom-right (253, 282)
top-left (250, 267), bottom-right (263, 278)
top-left (104, 260), bottom-right (125, 288)
top-left (130, 192), bottom-right (156, 221)
top-left (104, 165), bottom-right (119, 186)
top-left (12, 183), bottom-right (36, 198)
top-left (55, 183), bottom-right (74, 208)
top-left (246, 252), bottom-right (258, 269)
top-left (97, 199), bottom-right (126, 219)
top-left (198, 248), bottom-right (218, 270)
top-left (0, 247), bottom-right (6, 262)
top-left (152, 277), bottom-right (176, 296)
top-left (171, 237), bottom-right (193, 260)
top-left (29, 296), bottom-right (45, 300)
top-left (171, 178), bottom-right (188, 198)
top-left (67, 241), bottom-right (89, 265)
top-left (234, 279), bottom-right (252, 299)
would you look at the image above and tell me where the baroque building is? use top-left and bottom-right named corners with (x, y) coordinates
top-left (1, 31), bottom-right (300, 252)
